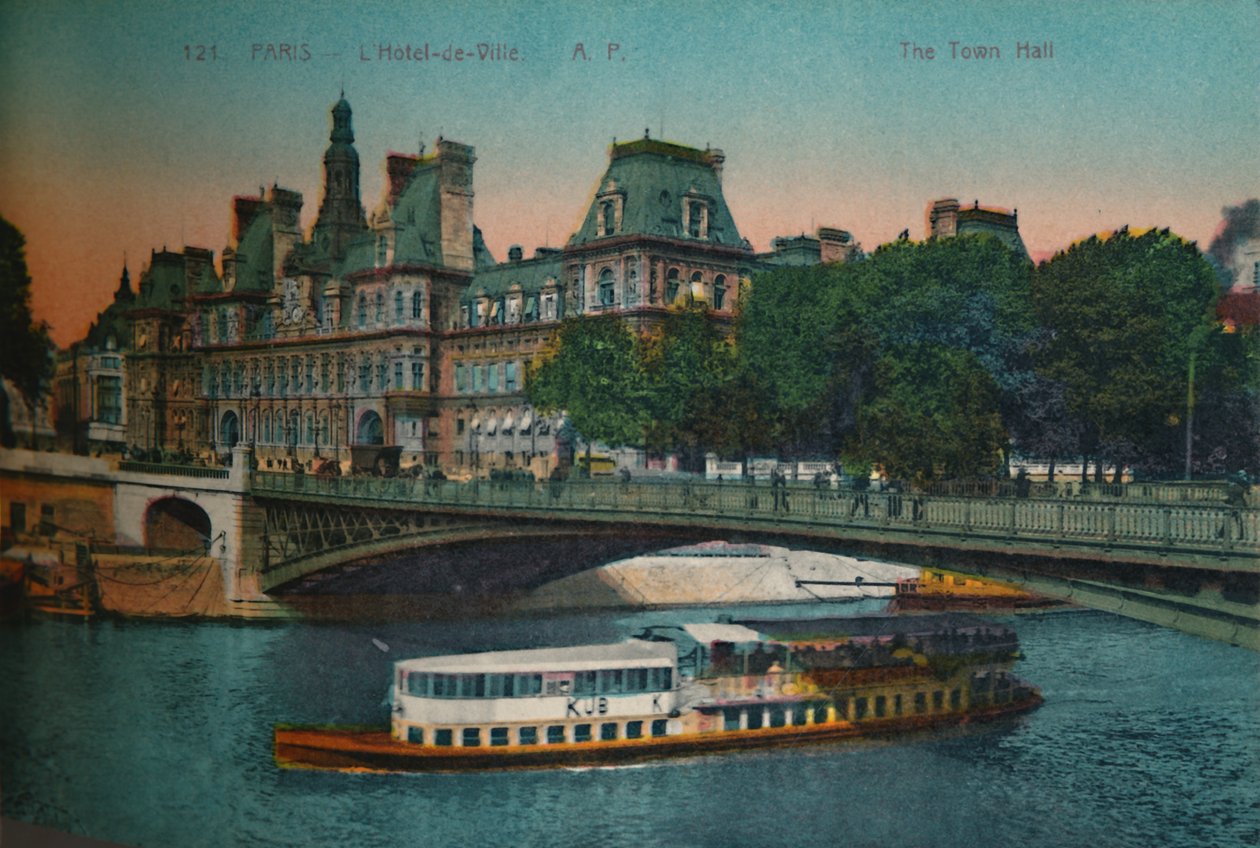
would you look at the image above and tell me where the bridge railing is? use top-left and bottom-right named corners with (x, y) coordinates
top-left (119, 461), bottom-right (230, 480)
top-left (250, 473), bottom-right (1259, 557)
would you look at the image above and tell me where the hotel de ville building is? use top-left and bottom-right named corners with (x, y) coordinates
top-left (54, 98), bottom-right (1020, 478)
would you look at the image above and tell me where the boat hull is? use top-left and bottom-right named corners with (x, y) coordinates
top-left (274, 693), bottom-right (1042, 773)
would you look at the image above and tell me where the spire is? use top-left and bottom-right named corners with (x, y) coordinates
top-left (313, 94), bottom-right (367, 260)
top-left (114, 262), bottom-right (134, 303)
top-left (331, 96), bottom-right (354, 145)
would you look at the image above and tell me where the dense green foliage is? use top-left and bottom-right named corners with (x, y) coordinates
top-left (0, 218), bottom-right (53, 446)
top-left (1031, 228), bottom-right (1241, 478)
top-left (526, 315), bottom-right (647, 451)
top-left (527, 227), bottom-right (1256, 481)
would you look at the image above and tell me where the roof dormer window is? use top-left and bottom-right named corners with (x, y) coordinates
top-left (596, 186), bottom-right (625, 237)
top-left (684, 196), bottom-right (709, 239)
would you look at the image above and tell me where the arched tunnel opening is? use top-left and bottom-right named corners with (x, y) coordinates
top-left (145, 497), bottom-right (212, 551)
top-left (271, 530), bottom-right (709, 597)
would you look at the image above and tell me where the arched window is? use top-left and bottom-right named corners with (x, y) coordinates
top-left (319, 411), bottom-right (329, 446)
top-left (602, 201), bottom-right (615, 236)
top-left (690, 271), bottom-right (704, 301)
top-left (289, 411), bottom-right (300, 446)
top-left (356, 410), bottom-right (384, 445)
top-left (304, 412), bottom-right (314, 444)
top-left (220, 411), bottom-right (240, 449)
top-left (714, 274), bottom-right (727, 310)
top-left (357, 293), bottom-right (367, 329)
top-left (262, 411), bottom-right (272, 443)
top-left (394, 290), bottom-right (404, 323)
top-left (412, 291), bottom-right (423, 320)
top-left (688, 202), bottom-right (702, 237)
top-left (598, 268), bottom-right (615, 307)
top-left (666, 268), bottom-right (680, 302)
top-left (375, 291), bottom-right (384, 323)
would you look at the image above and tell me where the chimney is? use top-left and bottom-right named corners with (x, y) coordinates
top-left (928, 198), bottom-right (960, 239)
top-left (817, 228), bottom-right (853, 264)
top-left (704, 148), bottom-right (726, 186)
top-left (508, 245), bottom-right (523, 262)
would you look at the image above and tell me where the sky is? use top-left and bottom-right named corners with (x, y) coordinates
top-left (1, 0), bottom-right (1257, 347)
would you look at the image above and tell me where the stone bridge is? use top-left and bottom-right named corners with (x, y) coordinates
top-left (247, 470), bottom-right (1260, 649)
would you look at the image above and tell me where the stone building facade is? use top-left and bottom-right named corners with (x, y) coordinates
top-left (60, 99), bottom-right (1038, 478)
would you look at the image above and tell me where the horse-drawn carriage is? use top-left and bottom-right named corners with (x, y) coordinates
top-left (349, 445), bottom-right (403, 477)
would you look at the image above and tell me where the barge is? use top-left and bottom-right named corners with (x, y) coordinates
top-left (275, 613), bottom-right (1042, 773)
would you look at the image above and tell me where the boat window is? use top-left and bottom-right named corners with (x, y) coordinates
top-left (723, 708), bottom-right (741, 732)
top-left (486, 675), bottom-right (505, 697)
top-left (932, 690), bottom-right (944, 711)
top-left (516, 674), bottom-right (542, 696)
top-left (459, 674), bottom-right (487, 698)
top-left (600, 722), bottom-right (618, 741)
top-left (914, 692), bottom-right (927, 714)
top-left (950, 689), bottom-right (961, 710)
top-left (462, 728), bottom-right (482, 747)
top-left (406, 672), bottom-right (429, 697)
top-left (855, 697), bottom-right (868, 720)
top-left (546, 725), bottom-right (566, 744)
top-left (626, 720), bottom-right (644, 739)
top-left (812, 702), bottom-right (828, 724)
top-left (791, 704), bottom-right (807, 726)
top-left (433, 674), bottom-right (457, 697)
top-left (574, 724), bottom-right (592, 743)
top-left (573, 671), bottom-right (597, 696)
top-left (519, 726), bottom-right (538, 745)
top-left (769, 707), bottom-right (786, 728)
top-left (894, 694), bottom-right (903, 716)
top-left (490, 727), bottom-right (509, 747)
top-left (628, 668), bottom-right (648, 692)
top-left (650, 719), bottom-right (668, 738)
top-left (435, 729), bottom-right (453, 747)
top-left (647, 668), bottom-right (673, 692)
top-left (407, 726), bottom-right (424, 744)
top-left (600, 669), bottom-right (624, 694)
top-left (875, 696), bottom-right (886, 718)
top-left (746, 709), bottom-right (764, 730)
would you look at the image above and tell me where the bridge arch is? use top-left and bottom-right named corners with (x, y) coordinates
top-left (356, 410), bottom-right (384, 445)
top-left (145, 496), bottom-right (212, 551)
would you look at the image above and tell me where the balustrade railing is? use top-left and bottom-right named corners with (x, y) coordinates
top-left (250, 473), bottom-right (1259, 556)
top-left (119, 461), bottom-right (230, 480)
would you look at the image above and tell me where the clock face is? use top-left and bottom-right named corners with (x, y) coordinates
top-left (282, 279), bottom-right (303, 325)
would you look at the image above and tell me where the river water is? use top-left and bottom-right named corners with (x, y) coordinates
top-left (2, 601), bottom-right (1258, 848)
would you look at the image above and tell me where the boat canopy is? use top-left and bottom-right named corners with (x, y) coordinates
top-left (395, 639), bottom-right (676, 675)
top-left (680, 623), bottom-right (764, 645)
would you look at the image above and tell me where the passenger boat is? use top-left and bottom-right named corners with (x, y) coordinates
top-left (4, 542), bottom-right (96, 618)
top-left (274, 613), bottom-right (1042, 773)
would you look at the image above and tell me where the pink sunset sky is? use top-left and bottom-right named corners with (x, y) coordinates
top-left (1, 1), bottom-right (1256, 347)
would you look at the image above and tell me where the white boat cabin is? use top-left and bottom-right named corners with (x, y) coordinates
top-left (392, 640), bottom-right (680, 747)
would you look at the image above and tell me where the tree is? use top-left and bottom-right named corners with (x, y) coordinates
top-left (526, 315), bottom-right (647, 457)
top-left (850, 345), bottom-right (1007, 481)
top-left (0, 218), bottom-right (53, 447)
top-left (1031, 228), bottom-right (1221, 480)
top-left (638, 303), bottom-right (735, 469)
top-left (734, 262), bottom-right (872, 456)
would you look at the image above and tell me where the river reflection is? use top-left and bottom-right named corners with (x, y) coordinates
top-left (2, 602), bottom-right (1258, 848)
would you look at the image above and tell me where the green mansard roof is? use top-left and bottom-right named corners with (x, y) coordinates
top-left (463, 252), bottom-right (563, 303)
top-left (569, 138), bottom-right (746, 248)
